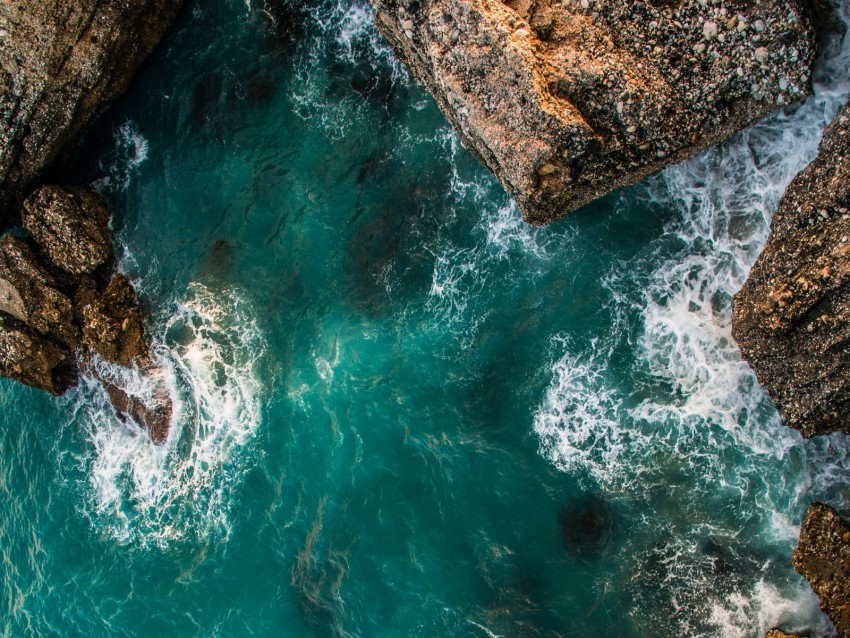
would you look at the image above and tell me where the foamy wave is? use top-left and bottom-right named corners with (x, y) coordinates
top-left (62, 283), bottom-right (265, 547)
top-left (290, 0), bottom-right (408, 139)
top-left (708, 579), bottom-right (832, 638)
top-left (94, 121), bottom-right (150, 193)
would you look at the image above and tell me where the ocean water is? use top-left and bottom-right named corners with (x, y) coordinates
top-left (3, 1), bottom-right (850, 636)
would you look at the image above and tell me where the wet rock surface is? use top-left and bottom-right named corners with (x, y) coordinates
top-left (22, 186), bottom-right (114, 276)
top-left (792, 503), bottom-right (850, 638)
top-left (762, 630), bottom-right (803, 638)
top-left (76, 274), bottom-right (149, 368)
top-left (0, 187), bottom-right (171, 443)
top-left (370, 0), bottom-right (817, 224)
top-left (733, 103), bottom-right (850, 438)
top-left (0, 0), bottom-right (184, 224)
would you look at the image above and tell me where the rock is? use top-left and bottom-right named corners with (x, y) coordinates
top-left (792, 503), bottom-right (850, 638)
top-left (370, 0), bottom-right (816, 225)
top-left (762, 630), bottom-right (803, 638)
top-left (22, 185), bottom-right (114, 276)
top-left (0, 235), bottom-right (78, 347)
top-left (0, 0), bottom-right (184, 224)
top-left (0, 320), bottom-right (76, 394)
top-left (100, 374), bottom-right (173, 445)
top-left (732, 103), bottom-right (850, 437)
top-left (75, 274), bottom-right (149, 368)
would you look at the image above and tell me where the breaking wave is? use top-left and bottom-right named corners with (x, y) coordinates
top-left (61, 283), bottom-right (266, 548)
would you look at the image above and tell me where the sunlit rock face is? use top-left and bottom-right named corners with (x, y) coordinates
top-left (370, 0), bottom-right (817, 225)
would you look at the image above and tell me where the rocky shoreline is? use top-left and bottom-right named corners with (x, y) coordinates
top-left (369, 0), bottom-right (850, 635)
top-left (370, 0), bottom-right (818, 224)
top-left (1, 0), bottom-right (850, 634)
top-left (0, 0), bottom-right (183, 443)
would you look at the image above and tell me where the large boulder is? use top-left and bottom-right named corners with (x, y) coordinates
top-left (0, 0), bottom-right (183, 224)
top-left (75, 274), bottom-right (149, 368)
top-left (370, 0), bottom-right (817, 225)
top-left (0, 320), bottom-right (76, 395)
top-left (0, 235), bottom-right (78, 347)
top-left (22, 185), bottom-right (114, 276)
top-left (732, 103), bottom-right (850, 438)
top-left (792, 503), bottom-right (850, 638)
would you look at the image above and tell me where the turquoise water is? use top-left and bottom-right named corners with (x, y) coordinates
top-left (4, 1), bottom-right (850, 636)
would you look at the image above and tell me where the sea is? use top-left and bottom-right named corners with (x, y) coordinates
top-left (2, 1), bottom-right (850, 636)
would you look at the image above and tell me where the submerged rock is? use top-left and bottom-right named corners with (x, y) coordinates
top-left (557, 493), bottom-right (613, 554)
top-left (0, 0), bottom-right (184, 224)
top-left (733, 103), bottom-right (850, 437)
top-left (370, 0), bottom-right (817, 225)
top-left (792, 503), bottom-right (850, 638)
top-left (22, 186), bottom-right (114, 276)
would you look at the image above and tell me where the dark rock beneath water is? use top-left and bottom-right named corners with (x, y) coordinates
top-left (370, 0), bottom-right (817, 224)
top-left (0, 0), bottom-right (184, 224)
top-left (22, 185), bottom-right (114, 276)
top-left (557, 494), bottom-right (613, 555)
top-left (792, 503), bottom-right (850, 638)
top-left (733, 102), bottom-right (850, 437)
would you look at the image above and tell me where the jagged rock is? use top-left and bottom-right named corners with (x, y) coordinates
top-left (0, 320), bottom-right (76, 395)
top-left (100, 375), bottom-right (173, 445)
top-left (22, 185), bottom-right (114, 276)
top-left (370, 0), bottom-right (816, 225)
top-left (0, 0), bottom-right (184, 224)
top-left (732, 103), bottom-right (850, 437)
top-left (792, 503), bottom-right (850, 638)
top-left (762, 630), bottom-right (804, 638)
top-left (75, 274), bottom-right (149, 368)
top-left (0, 235), bottom-right (78, 347)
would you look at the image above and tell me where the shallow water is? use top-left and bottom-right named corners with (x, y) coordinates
top-left (3, 0), bottom-right (850, 636)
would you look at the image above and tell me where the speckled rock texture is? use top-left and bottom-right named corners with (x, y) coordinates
top-left (22, 185), bottom-right (114, 276)
top-left (0, 0), bottom-right (183, 224)
top-left (0, 187), bottom-right (171, 442)
top-left (762, 630), bottom-right (803, 638)
top-left (732, 103), bottom-right (850, 438)
top-left (792, 503), bottom-right (850, 638)
top-left (75, 274), bottom-right (148, 368)
top-left (371, 0), bottom-right (817, 224)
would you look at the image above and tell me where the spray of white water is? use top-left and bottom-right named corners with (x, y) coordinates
top-left (61, 283), bottom-right (265, 548)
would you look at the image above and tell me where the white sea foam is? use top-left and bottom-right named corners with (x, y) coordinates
top-left (94, 121), bottom-right (150, 193)
top-left (62, 283), bottom-right (265, 547)
top-left (533, 1), bottom-right (850, 634)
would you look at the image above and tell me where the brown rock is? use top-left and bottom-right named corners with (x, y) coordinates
top-left (732, 103), bottom-right (850, 437)
top-left (792, 503), bottom-right (850, 638)
top-left (75, 274), bottom-right (149, 367)
top-left (22, 185), bottom-right (114, 276)
top-left (762, 630), bottom-right (805, 638)
top-left (0, 235), bottom-right (78, 347)
top-left (101, 375), bottom-right (173, 445)
top-left (370, 0), bottom-right (816, 225)
top-left (0, 321), bottom-right (76, 395)
top-left (0, 0), bottom-right (184, 224)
